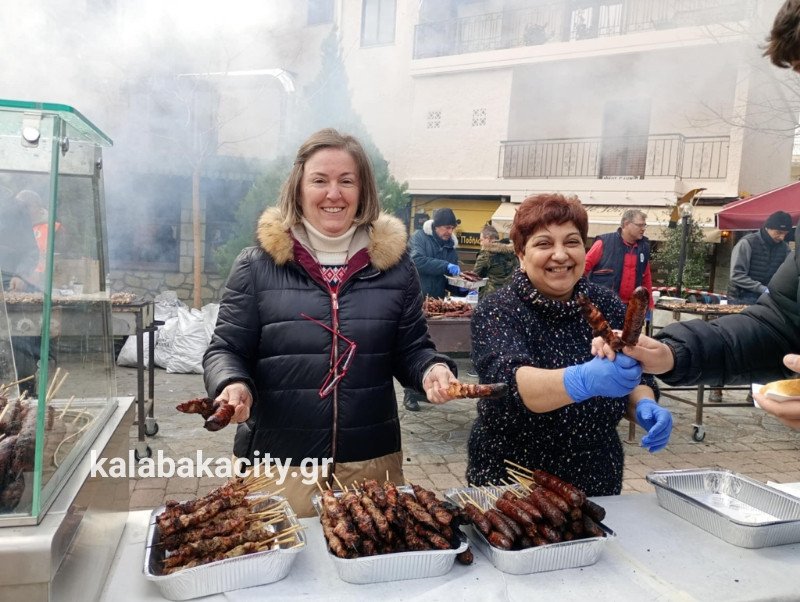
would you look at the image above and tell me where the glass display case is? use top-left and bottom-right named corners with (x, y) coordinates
top-left (0, 99), bottom-right (117, 526)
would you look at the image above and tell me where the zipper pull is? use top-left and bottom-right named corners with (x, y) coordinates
top-left (331, 292), bottom-right (339, 310)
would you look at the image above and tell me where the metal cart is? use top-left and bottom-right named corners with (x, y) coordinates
top-left (111, 299), bottom-right (159, 459)
top-left (653, 302), bottom-right (750, 442)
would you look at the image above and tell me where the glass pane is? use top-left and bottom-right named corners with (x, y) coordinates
top-left (0, 104), bottom-right (115, 522)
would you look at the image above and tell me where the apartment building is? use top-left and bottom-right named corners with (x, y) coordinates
top-left (333, 0), bottom-right (795, 280)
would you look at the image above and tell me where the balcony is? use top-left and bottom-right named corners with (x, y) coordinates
top-left (413, 0), bottom-right (755, 59)
top-left (499, 134), bottom-right (729, 180)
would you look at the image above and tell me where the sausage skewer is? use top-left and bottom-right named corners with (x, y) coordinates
top-left (620, 286), bottom-right (650, 347)
top-left (446, 381), bottom-right (508, 399)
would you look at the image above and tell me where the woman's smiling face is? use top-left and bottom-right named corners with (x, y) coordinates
top-left (517, 221), bottom-right (586, 301)
top-left (300, 148), bottom-right (360, 236)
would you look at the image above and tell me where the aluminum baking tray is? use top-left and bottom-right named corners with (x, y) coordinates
top-left (143, 495), bottom-right (305, 600)
top-left (646, 468), bottom-right (800, 548)
top-left (444, 486), bottom-right (613, 575)
top-left (445, 275), bottom-right (488, 290)
top-left (311, 487), bottom-right (468, 584)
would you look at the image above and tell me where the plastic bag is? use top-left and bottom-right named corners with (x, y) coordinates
top-left (116, 329), bottom-right (159, 368)
top-left (153, 316), bottom-right (179, 369)
top-left (166, 307), bottom-right (209, 374)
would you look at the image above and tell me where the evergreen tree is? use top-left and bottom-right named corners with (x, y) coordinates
top-left (297, 29), bottom-right (409, 217)
top-left (651, 205), bottom-right (712, 290)
top-left (215, 29), bottom-right (410, 276)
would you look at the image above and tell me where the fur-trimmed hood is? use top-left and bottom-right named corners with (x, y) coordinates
top-left (484, 240), bottom-right (515, 255)
top-left (421, 219), bottom-right (458, 247)
top-left (256, 207), bottom-right (408, 271)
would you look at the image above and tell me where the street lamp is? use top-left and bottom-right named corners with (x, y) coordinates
top-left (675, 202), bottom-right (693, 298)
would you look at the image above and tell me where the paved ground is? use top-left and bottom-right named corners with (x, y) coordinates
top-left (117, 359), bottom-right (800, 510)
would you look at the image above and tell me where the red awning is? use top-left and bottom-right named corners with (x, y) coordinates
top-left (717, 182), bottom-right (800, 230)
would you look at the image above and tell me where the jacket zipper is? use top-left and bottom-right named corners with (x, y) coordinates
top-left (330, 288), bottom-right (340, 473)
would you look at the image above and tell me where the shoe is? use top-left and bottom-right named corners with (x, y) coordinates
top-left (708, 389), bottom-right (723, 403)
top-left (403, 397), bottom-right (420, 411)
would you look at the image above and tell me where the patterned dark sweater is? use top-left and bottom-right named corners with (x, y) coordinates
top-left (467, 270), bottom-right (657, 495)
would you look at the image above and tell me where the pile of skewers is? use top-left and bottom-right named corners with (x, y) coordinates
top-left (155, 474), bottom-right (303, 575)
top-left (423, 297), bottom-right (473, 319)
top-left (317, 476), bottom-right (473, 565)
top-left (0, 369), bottom-right (77, 511)
top-left (455, 461), bottom-right (607, 551)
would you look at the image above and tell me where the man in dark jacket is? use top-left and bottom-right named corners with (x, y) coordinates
top-left (593, 222), bottom-right (800, 430)
top-left (409, 207), bottom-right (461, 299)
top-left (727, 211), bottom-right (792, 304)
top-left (404, 207), bottom-right (461, 410)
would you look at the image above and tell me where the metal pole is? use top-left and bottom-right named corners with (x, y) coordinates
top-left (676, 214), bottom-right (691, 297)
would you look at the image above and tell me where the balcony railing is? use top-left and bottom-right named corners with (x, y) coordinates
top-left (414, 0), bottom-right (755, 59)
top-left (499, 134), bottom-right (729, 180)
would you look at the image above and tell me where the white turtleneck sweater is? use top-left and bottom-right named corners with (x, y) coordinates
top-left (300, 218), bottom-right (357, 266)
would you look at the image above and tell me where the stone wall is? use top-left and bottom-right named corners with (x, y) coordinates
top-left (108, 268), bottom-right (227, 307)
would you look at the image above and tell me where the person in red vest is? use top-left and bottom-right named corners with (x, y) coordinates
top-left (584, 208), bottom-right (654, 312)
top-left (15, 189), bottom-right (63, 286)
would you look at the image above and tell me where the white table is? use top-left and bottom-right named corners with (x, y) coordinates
top-left (100, 494), bottom-right (800, 601)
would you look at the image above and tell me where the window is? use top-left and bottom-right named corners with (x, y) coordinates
top-left (308, 0), bottom-right (334, 25)
top-left (427, 110), bottom-right (441, 129)
top-left (361, 0), bottom-right (396, 46)
top-left (472, 108), bottom-right (486, 127)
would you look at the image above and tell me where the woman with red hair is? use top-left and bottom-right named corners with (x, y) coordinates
top-left (467, 193), bottom-right (672, 495)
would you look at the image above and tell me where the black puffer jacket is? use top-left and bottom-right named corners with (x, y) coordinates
top-left (203, 208), bottom-right (455, 465)
top-left (657, 228), bottom-right (800, 386)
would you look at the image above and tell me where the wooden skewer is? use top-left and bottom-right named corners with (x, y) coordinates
top-left (503, 458), bottom-right (534, 476)
top-left (0, 402), bottom-right (11, 425)
top-left (71, 409), bottom-right (89, 425)
top-left (48, 370), bottom-right (70, 403)
top-left (458, 490), bottom-right (483, 510)
top-left (58, 395), bottom-right (75, 420)
top-left (315, 480), bottom-right (326, 494)
top-left (45, 367), bottom-right (62, 401)
top-left (332, 473), bottom-right (346, 492)
top-left (2, 374), bottom-right (35, 390)
top-left (480, 486), bottom-right (498, 501)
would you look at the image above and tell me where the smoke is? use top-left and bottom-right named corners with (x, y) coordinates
top-left (1, 0), bottom-right (298, 265)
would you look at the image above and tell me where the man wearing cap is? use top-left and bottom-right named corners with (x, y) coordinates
top-left (727, 211), bottom-right (792, 305)
top-left (404, 207), bottom-right (461, 411)
top-left (409, 207), bottom-right (461, 300)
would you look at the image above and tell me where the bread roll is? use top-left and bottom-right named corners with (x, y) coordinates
top-left (760, 379), bottom-right (800, 399)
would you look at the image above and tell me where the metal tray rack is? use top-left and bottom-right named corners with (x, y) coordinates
top-left (444, 486), bottom-right (614, 575)
top-left (311, 487), bottom-right (468, 584)
top-left (646, 468), bottom-right (800, 548)
top-left (143, 495), bottom-right (305, 600)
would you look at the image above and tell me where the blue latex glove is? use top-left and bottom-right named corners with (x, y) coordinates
top-left (635, 398), bottom-right (673, 452)
top-left (446, 263), bottom-right (460, 276)
top-left (563, 354), bottom-right (642, 403)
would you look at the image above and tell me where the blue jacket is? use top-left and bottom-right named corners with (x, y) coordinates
top-left (409, 219), bottom-right (459, 299)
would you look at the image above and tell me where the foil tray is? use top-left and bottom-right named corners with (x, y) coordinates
top-left (646, 468), bottom-right (800, 548)
top-left (445, 275), bottom-right (488, 290)
top-left (444, 486), bottom-right (614, 575)
top-left (311, 487), bottom-right (468, 584)
top-left (143, 495), bottom-right (305, 600)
